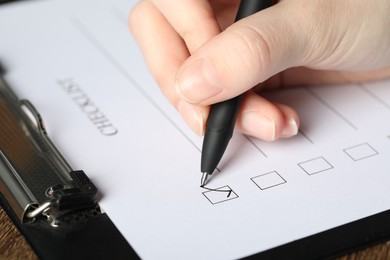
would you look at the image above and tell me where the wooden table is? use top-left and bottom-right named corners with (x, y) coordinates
top-left (1, 205), bottom-right (390, 259)
top-left (0, 206), bottom-right (37, 260)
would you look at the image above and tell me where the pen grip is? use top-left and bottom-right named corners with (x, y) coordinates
top-left (206, 95), bottom-right (242, 133)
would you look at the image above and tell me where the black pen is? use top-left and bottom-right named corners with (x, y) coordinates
top-left (200, 0), bottom-right (273, 186)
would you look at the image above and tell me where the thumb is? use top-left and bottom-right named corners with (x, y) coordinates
top-left (175, 1), bottom-right (307, 105)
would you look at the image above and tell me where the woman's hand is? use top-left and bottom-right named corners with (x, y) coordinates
top-left (129, 0), bottom-right (390, 140)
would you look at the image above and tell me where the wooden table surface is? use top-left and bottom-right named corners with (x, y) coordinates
top-left (1, 205), bottom-right (390, 259)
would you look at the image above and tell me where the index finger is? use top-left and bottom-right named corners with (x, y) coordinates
top-left (150, 0), bottom-right (230, 53)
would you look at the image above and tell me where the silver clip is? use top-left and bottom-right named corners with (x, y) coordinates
top-left (0, 74), bottom-right (99, 226)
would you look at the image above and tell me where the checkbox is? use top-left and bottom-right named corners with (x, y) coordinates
top-left (344, 143), bottom-right (378, 161)
top-left (202, 186), bottom-right (238, 205)
top-left (251, 171), bottom-right (286, 190)
top-left (299, 157), bottom-right (333, 175)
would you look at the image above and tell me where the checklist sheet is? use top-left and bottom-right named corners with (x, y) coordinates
top-left (1, 0), bottom-right (390, 259)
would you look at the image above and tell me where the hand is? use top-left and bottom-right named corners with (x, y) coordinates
top-left (129, 0), bottom-right (390, 141)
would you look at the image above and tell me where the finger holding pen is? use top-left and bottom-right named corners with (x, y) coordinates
top-left (174, 0), bottom-right (390, 107)
top-left (172, 0), bottom-right (302, 140)
top-left (130, 0), bottom-right (297, 140)
top-left (130, 0), bottom-right (224, 136)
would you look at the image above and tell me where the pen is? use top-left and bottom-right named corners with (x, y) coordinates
top-left (200, 0), bottom-right (273, 186)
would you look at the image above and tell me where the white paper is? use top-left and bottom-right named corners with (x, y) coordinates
top-left (1, 1), bottom-right (390, 259)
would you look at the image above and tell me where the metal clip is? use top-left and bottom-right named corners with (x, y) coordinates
top-left (0, 74), bottom-right (99, 226)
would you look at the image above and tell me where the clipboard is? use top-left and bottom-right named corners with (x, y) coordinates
top-left (0, 64), bottom-right (138, 259)
top-left (1, 0), bottom-right (390, 259)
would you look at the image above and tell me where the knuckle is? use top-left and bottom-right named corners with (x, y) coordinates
top-left (226, 24), bottom-right (273, 77)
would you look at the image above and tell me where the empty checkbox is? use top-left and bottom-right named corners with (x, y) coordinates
top-left (299, 157), bottom-right (333, 175)
top-left (344, 143), bottom-right (378, 161)
top-left (251, 171), bottom-right (286, 190)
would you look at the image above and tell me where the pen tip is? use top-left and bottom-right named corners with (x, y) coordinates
top-left (200, 172), bottom-right (208, 187)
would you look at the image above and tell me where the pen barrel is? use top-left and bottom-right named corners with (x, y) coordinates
top-left (200, 0), bottom-right (273, 175)
top-left (235, 0), bottom-right (273, 21)
top-left (201, 96), bottom-right (242, 174)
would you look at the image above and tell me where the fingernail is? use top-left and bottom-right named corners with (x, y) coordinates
top-left (177, 100), bottom-right (206, 136)
top-left (281, 117), bottom-right (299, 138)
top-left (175, 59), bottom-right (222, 103)
top-left (242, 111), bottom-right (276, 141)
